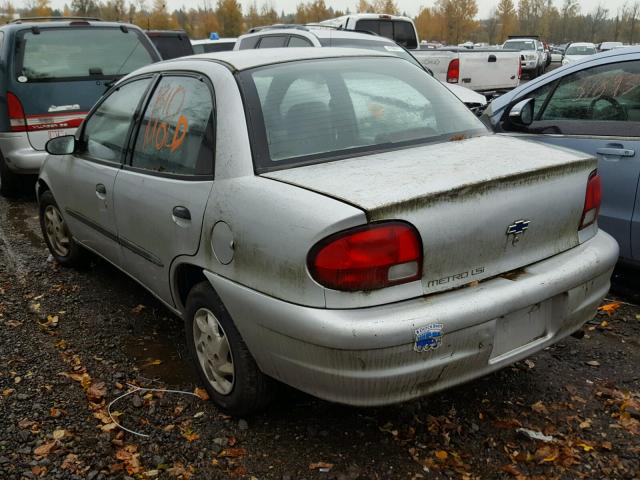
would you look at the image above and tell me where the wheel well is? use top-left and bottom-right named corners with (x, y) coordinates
top-left (174, 263), bottom-right (207, 310)
top-left (36, 179), bottom-right (50, 199)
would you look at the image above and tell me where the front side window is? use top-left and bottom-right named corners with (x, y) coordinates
top-left (16, 27), bottom-right (156, 82)
top-left (539, 60), bottom-right (640, 123)
top-left (241, 57), bottom-right (486, 170)
top-left (82, 78), bottom-right (151, 163)
top-left (131, 76), bottom-right (214, 176)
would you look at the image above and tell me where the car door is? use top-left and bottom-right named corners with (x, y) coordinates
top-left (507, 59), bottom-right (640, 261)
top-left (113, 74), bottom-right (215, 305)
top-left (53, 77), bottom-right (153, 266)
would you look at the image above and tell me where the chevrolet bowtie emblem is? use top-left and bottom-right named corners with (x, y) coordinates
top-left (506, 220), bottom-right (530, 245)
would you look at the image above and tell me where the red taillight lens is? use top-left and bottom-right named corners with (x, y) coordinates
top-left (447, 59), bottom-right (459, 83)
top-left (308, 222), bottom-right (423, 291)
top-left (517, 59), bottom-right (522, 79)
top-left (580, 170), bottom-right (601, 230)
top-left (7, 92), bottom-right (26, 132)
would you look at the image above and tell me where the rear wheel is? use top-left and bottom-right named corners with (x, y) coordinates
top-left (185, 281), bottom-right (274, 416)
top-left (39, 190), bottom-right (86, 267)
top-left (0, 155), bottom-right (20, 197)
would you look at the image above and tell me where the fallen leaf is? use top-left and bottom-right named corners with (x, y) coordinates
top-left (100, 423), bottom-right (119, 432)
top-left (61, 453), bottom-right (81, 472)
top-left (31, 465), bottom-right (47, 476)
top-left (601, 441), bottom-right (613, 451)
top-left (182, 429), bottom-right (200, 442)
top-left (586, 360), bottom-right (601, 367)
top-left (577, 442), bottom-right (594, 452)
top-left (87, 381), bottom-right (107, 402)
top-left (524, 359), bottom-right (535, 369)
top-left (6, 320), bottom-right (22, 327)
top-left (194, 387), bottom-right (209, 401)
top-left (144, 470), bottom-right (160, 477)
top-left (143, 359), bottom-right (162, 367)
top-left (309, 462), bottom-right (334, 470)
top-left (34, 440), bottom-right (57, 457)
top-left (531, 401), bottom-right (549, 415)
top-left (500, 464), bottom-right (522, 477)
top-left (435, 450), bottom-right (448, 460)
top-left (598, 302), bottom-right (621, 316)
top-left (3, 388), bottom-right (15, 397)
top-left (218, 448), bottom-right (247, 458)
top-left (116, 445), bottom-right (142, 475)
top-left (579, 419), bottom-right (592, 429)
top-left (14, 376), bottom-right (22, 384)
top-left (52, 429), bottom-right (67, 440)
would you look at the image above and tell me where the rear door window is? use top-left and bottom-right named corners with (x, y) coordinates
top-left (16, 27), bottom-right (157, 82)
top-left (131, 76), bottom-right (215, 176)
top-left (288, 36), bottom-right (313, 47)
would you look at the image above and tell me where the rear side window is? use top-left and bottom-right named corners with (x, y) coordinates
top-left (16, 27), bottom-right (157, 82)
top-left (149, 34), bottom-right (194, 59)
top-left (288, 36), bottom-right (312, 47)
top-left (258, 36), bottom-right (287, 48)
top-left (202, 42), bottom-right (235, 52)
top-left (131, 76), bottom-right (214, 176)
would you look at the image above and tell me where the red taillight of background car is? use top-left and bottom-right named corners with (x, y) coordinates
top-left (579, 170), bottom-right (602, 230)
top-left (308, 222), bottom-right (423, 291)
top-left (7, 92), bottom-right (27, 132)
top-left (517, 60), bottom-right (522, 79)
top-left (446, 59), bottom-right (460, 84)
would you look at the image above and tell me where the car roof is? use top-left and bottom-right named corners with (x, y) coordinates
top-left (239, 26), bottom-right (397, 43)
top-left (0, 20), bottom-right (139, 32)
top-left (149, 47), bottom-right (393, 72)
top-left (191, 38), bottom-right (236, 45)
top-left (567, 42), bottom-right (595, 47)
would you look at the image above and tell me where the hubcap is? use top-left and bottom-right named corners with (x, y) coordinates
top-left (43, 205), bottom-right (70, 257)
top-left (193, 308), bottom-right (235, 395)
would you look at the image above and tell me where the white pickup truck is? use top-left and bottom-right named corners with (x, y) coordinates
top-left (410, 48), bottom-right (522, 96)
top-left (320, 14), bottom-right (521, 95)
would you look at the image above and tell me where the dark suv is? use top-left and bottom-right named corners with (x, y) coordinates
top-left (0, 18), bottom-right (160, 196)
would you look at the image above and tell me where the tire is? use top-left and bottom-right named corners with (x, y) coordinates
top-left (185, 281), bottom-right (275, 416)
top-left (39, 190), bottom-right (86, 267)
top-left (0, 155), bottom-right (20, 197)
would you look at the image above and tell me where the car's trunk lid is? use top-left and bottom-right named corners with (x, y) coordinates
top-left (263, 135), bottom-right (596, 296)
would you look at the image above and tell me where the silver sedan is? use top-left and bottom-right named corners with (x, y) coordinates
top-left (38, 49), bottom-right (619, 415)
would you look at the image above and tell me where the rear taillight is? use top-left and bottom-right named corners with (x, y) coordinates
top-left (517, 59), bottom-right (522, 79)
top-left (447, 59), bottom-right (459, 83)
top-left (7, 92), bottom-right (26, 132)
top-left (579, 170), bottom-right (601, 230)
top-left (7, 92), bottom-right (86, 132)
top-left (308, 222), bottom-right (423, 291)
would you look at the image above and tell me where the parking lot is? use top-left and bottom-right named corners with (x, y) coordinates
top-left (1, 192), bottom-right (638, 479)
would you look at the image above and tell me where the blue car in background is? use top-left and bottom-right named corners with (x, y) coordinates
top-left (482, 47), bottom-right (640, 266)
top-left (0, 18), bottom-right (160, 196)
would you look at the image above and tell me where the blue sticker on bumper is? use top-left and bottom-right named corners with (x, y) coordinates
top-left (414, 323), bottom-right (443, 352)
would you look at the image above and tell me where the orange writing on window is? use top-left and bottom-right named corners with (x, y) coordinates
top-left (143, 84), bottom-right (190, 153)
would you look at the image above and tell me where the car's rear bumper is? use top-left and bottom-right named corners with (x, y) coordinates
top-left (0, 132), bottom-right (47, 174)
top-left (205, 230), bottom-right (618, 406)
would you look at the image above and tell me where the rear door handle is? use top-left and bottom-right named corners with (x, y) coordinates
top-left (172, 206), bottom-right (191, 220)
top-left (596, 147), bottom-right (635, 157)
top-left (95, 184), bottom-right (106, 198)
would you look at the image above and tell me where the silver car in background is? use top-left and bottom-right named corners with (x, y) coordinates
top-left (38, 49), bottom-right (618, 415)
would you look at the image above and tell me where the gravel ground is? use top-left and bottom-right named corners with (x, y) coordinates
top-left (1, 190), bottom-right (639, 480)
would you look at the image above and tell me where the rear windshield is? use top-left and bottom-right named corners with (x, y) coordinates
top-left (565, 45), bottom-right (596, 56)
top-left (149, 34), bottom-right (194, 59)
top-left (504, 40), bottom-right (535, 50)
top-left (240, 57), bottom-right (486, 172)
top-left (354, 19), bottom-right (417, 49)
top-left (16, 27), bottom-right (157, 82)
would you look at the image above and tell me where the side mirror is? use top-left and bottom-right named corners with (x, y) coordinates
top-left (46, 135), bottom-right (76, 155)
top-left (508, 98), bottom-right (535, 127)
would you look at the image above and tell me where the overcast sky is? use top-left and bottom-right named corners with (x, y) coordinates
top-left (40, 0), bottom-right (627, 19)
